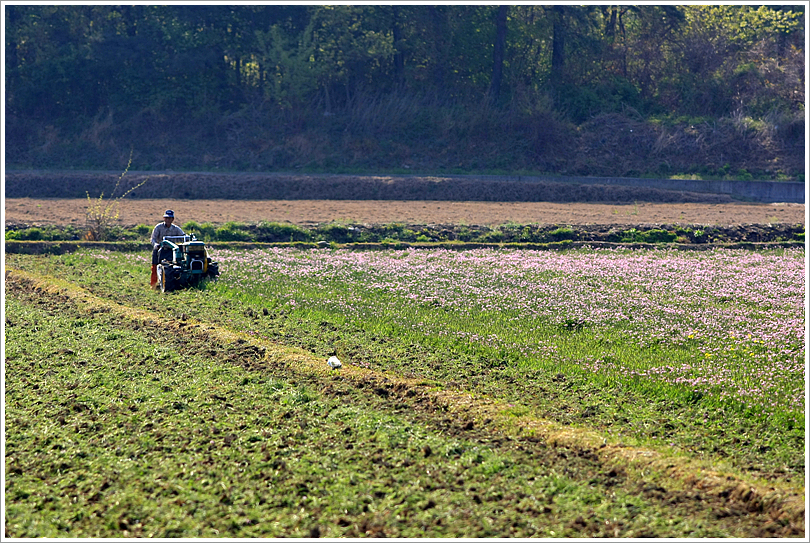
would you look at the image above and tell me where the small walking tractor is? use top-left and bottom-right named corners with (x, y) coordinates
top-left (156, 235), bottom-right (220, 293)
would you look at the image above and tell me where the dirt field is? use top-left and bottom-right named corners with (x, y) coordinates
top-left (4, 198), bottom-right (805, 227)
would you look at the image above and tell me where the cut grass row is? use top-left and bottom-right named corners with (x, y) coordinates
top-left (4, 268), bottom-right (804, 537)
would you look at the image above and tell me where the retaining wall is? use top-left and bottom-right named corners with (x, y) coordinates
top-left (5, 170), bottom-right (805, 203)
top-left (438, 174), bottom-right (805, 203)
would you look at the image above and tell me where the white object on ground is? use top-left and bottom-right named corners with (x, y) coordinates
top-left (327, 356), bottom-right (342, 369)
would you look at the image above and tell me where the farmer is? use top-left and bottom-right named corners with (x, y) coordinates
top-left (150, 209), bottom-right (185, 288)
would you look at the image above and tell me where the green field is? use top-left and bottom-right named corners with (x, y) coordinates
top-left (4, 246), bottom-right (806, 538)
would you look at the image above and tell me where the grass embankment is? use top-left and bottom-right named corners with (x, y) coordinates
top-left (4, 249), bottom-right (806, 538)
top-left (5, 220), bottom-right (806, 246)
top-left (8, 101), bottom-right (805, 181)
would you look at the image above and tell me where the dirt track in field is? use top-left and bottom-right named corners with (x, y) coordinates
top-left (4, 198), bottom-right (805, 228)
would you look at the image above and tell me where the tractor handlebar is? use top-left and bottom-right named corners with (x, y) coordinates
top-left (160, 234), bottom-right (199, 248)
top-left (163, 235), bottom-right (193, 244)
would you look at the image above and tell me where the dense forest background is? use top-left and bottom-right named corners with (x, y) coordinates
top-left (4, 4), bottom-right (806, 180)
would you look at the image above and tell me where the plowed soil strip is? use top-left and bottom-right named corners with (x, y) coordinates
top-left (4, 197), bottom-right (806, 227)
top-left (5, 267), bottom-right (805, 536)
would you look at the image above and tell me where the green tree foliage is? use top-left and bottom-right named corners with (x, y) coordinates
top-left (4, 4), bottom-right (804, 173)
top-left (658, 5), bottom-right (804, 116)
top-left (7, 4), bottom-right (803, 121)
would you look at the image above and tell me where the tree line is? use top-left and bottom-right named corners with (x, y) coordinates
top-left (4, 4), bottom-right (805, 176)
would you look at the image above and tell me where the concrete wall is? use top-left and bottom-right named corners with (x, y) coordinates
top-left (553, 176), bottom-right (806, 204)
top-left (454, 174), bottom-right (805, 203)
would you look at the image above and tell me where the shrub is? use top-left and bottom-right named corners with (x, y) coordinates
top-left (519, 226), bottom-right (536, 242)
top-left (638, 229), bottom-right (677, 243)
top-left (620, 228), bottom-right (677, 243)
top-left (735, 169), bottom-right (754, 181)
top-left (24, 227), bottom-right (44, 241)
top-left (456, 227), bottom-right (474, 242)
top-left (547, 227), bottom-right (576, 241)
top-left (315, 224), bottom-right (355, 243)
top-left (104, 225), bottom-right (141, 241)
top-left (6, 227), bottom-right (43, 241)
top-left (256, 221), bottom-right (311, 242)
top-left (182, 220), bottom-right (201, 232)
top-left (84, 152), bottom-right (150, 241)
top-left (187, 222), bottom-right (217, 241)
top-left (133, 224), bottom-right (151, 236)
top-left (214, 222), bottom-right (252, 242)
top-left (620, 228), bottom-right (639, 242)
top-left (382, 223), bottom-right (407, 236)
top-left (5, 225), bottom-right (87, 241)
top-left (476, 230), bottom-right (505, 243)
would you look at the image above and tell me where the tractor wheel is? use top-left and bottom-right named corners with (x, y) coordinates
top-left (158, 264), bottom-right (175, 293)
top-left (207, 261), bottom-right (220, 279)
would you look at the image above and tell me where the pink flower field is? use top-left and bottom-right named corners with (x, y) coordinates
top-left (212, 247), bottom-right (805, 418)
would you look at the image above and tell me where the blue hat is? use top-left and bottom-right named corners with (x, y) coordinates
top-left (163, 209), bottom-right (174, 218)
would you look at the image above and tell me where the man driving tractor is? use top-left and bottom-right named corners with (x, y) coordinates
top-left (150, 209), bottom-right (184, 288)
